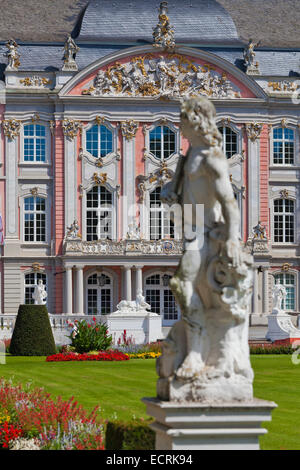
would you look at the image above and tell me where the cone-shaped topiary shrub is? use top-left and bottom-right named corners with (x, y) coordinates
top-left (10, 304), bottom-right (56, 356)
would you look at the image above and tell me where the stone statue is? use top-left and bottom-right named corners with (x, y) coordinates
top-left (5, 39), bottom-right (20, 71)
top-left (152, 1), bottom-right (175, 50)
top-left (272, 284), bottom-right (287, 314)
top-left (252, 221), bottom-right (267, 240)
top-left (32, 279), bottom-right (47, 305)
top-left (65, 220), bottom-right (80, 239)
top-left (243, 39), bottom-right (261, 74)
top-left (62, 34), bottom-right (79, 71)
top-left (126, 222), bottom-right (141, 240)
top-left (158, 96), bottom-right (254, 402)
top-left (112, 292), bottom-right (152, 316)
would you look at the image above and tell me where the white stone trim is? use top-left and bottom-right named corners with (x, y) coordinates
top-left (19, 120), bottom-right (51, 165)
top-left (84, 267), bottom-right (119, 313)
top-left (270, 124), bottom-right (299, 167)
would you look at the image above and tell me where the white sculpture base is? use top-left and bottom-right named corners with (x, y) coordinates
top-left (102, 313), bottom-right (163, 345)
top-left (266, 312), bottom-right (300, 342)
top-left (142, 398), bottom-right (276, 450)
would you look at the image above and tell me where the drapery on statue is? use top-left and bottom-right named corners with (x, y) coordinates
top-left (32, 279), bottom-right (47, 305)
top-left (272, 284), bottom-right (287, 314)
top-left (157, 96), bottom-right (254, 402)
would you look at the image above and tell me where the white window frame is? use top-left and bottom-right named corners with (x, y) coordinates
top-left (84, 184), bottom-right (116, 241)
top-left (272, 197), bottom-right (296, 244)
top-left (22, 194), bottom-right (47, 244)
top-left (218, 125), bottom-right (239, 159)
top-left (148, 186), bottom-right (176, 241)
top-left (86, 272), bottom-right (113, 315)
top-left (20, 121), bottom-right (50, 164)
top-left (271, 126), bottom-right (297, 166)
top-left (82, 121), bottom-right (117, 162)
top-left (145, 121), bottom-right (180, 164)
top-left (144, 271), bottom-right (179, 326)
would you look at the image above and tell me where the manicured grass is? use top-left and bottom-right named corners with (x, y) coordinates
top-left (0, 355), bottom-right (300, 449)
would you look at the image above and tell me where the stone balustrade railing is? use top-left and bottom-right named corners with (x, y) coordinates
top-left (64, 238), bottom-right (183, 256)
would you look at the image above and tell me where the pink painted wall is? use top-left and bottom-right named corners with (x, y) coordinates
top-left (260, 125), bottom-right (270, 237)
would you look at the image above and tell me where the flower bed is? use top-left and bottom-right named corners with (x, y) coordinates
top-left (0, 379), bottom-right (104, 450)
top-left (46, 350), bottom-right (130, 362)
top-left (127, 352), bottom-right (161, 359)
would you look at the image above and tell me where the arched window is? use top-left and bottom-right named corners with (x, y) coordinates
top-left (86, 124), bottom-right (113, 158)
top-left (86, 273), bottom-right (112, 315)
top-left (145, 273), bottom-right (178, 326)
top-left (218, 126), bottom-right (238, 159)
top-left (24, 272), bottom-right (47, 305)
top-left (86, 186), bottom-right (113, 241)
top-left (24, 196), bottom-right (46, 242)
top-left (149, 125), bottom-right (176, 160)
top-left (273, 199), bottom-right (295, 243)
top-left (24, 124), bottom-right (46, 162)
top-left (274, 272), bottom-right (296, 311)
top-left (273, 128), bottom-right (294, 165)
top-left (149, 187), bottom-right (174, 240)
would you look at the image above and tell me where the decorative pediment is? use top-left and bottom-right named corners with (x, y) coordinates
top-left (81, 53), bottom-right (242, 100)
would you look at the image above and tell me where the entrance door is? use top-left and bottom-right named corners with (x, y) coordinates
top-left (87, 273), bottom-right (112, 315)
top-left (145, 273), bottom-right (179, 326)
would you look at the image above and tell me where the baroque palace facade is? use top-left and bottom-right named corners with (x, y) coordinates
top-left (0, 0), bottom-right (299, 328)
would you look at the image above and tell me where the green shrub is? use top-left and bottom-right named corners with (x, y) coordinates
top-left (9, 304), bottom-right (56, 356)
top-left (68, 318), bottom-right (112, 354)
top-left (105, 419), bottom-right (155, 450)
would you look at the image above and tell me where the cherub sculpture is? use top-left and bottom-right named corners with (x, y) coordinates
top-left (157, 96), bottom-right (254, 402)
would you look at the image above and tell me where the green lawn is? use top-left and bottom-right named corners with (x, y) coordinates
top-left (0, 355), bottom-right (299, 450)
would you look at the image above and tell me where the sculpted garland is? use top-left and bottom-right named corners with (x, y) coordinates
top-left (82, 54), bottom-right (241, 99)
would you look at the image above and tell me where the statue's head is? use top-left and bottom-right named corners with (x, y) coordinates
top-left (180, 96), bottom-right (222, 148)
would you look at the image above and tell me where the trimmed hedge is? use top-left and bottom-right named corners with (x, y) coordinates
top-left (9, 304), bottom-right (56, 356)
top-left (250, 345), bottom-right (294, 355)
top-left (105, 420), bottom-right (155, 450)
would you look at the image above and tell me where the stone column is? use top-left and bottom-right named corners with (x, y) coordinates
top-left (123, 265), bottom-right (132, 301)
top-left (121, 121), bottom-right (138, 239)
top-left (65, 267), bottom-right (73, 314)
top-left (252, 266), bottom-right (259, 314)
top-left (135, 265), bottom-right (143, 296)
top-left (262, 267), bottom-right (269, 315)
top-left (75, 266), bottom-right (84, 314)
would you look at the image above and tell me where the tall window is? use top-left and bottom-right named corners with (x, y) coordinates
top-left (145, 273), bottom-right (178, 325)
top-left (87, 273), bottom-right (112, 315)
top-left (149, 125), bottom-right (176, 160)
top-left (86, 124), bottom-right (113, 158)
top-left (24, 124), bottom-right (46, 162)
top-left (24, 272), bottom-right (47, 304)
top-left (24, 196), bottom-right (46, 242)
top-left (273, 128), bottom-right (294, 165)
top-left (86, 186), bottom-right (113, 241)
top-left (274, 273), bottom-right (296, 311)
top-left (273, 199), bottom-right (295, 243)
top-left (150, 187), bottom-right (174, 240)
top-left (218, 126), bottom-right (238, 159)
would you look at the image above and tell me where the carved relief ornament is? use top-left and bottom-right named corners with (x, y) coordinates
top-left (137, 162), bottom-right (173, 201)
top-left (121, 120), bottom-right (138, 140)
top-left (62, 119), bottom-right (82, 140)
top-left (1, 119), bottom-right (21, 140)
top-left (152, 1), bottom-right (175, 50)
top-left (20, 76), bottom-right (51, 87)
top-left (245, 122), bottom-right (263, 142)
top-left (82, 54), bottom-right (242, 100)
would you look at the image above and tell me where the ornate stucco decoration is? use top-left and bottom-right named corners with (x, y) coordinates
top-left (62, 34), bottom-right (79, 71)
top-left (245, 122), bottom-right (263, 142)
top-left (5, 39), bottom-right (20, 71)
top-left (1, 119), bottom-right (21, 140)
top-left (62, 119), bottom-right (82, 140)
top-left (79, 146), bottom-right (120, 168)
top-left (265, 81), bottom-right (299, 96)
top-left (281, 263), bottom-right (291, 272)
top-left (243, 39), bottom-right (261, 75)
top-left (65, 219), bottom-right (81, 240)
top-left (30, 187), bottom-right (39, 196)
top-left (82, 54), bottom-right (242, 100)
top-left (152, 1), bottom-right (175, 51)
top-left (252, 221), bottom-right (267, 240)
top-left (19, 76), bottom-right (51, 87)
top-left (93, 172), bottom-right (107, 185)
top-left (280, 189), bottom-right (289, 199)
top-left (31, 114), bottom-right (40, 123)
top-left (32, 262), bottom-right (41, 273)
top-left (121, 120), bottom-right (138, 140)
top-left (137, 162), bottom-right (174, 202)
top-left (49, 121), bottom-right (56, 136)
top-left (64, 238), bottom-right (183, 256)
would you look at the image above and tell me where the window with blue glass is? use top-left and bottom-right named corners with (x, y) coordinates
top-left (149, 125), bottom-right (176, 160)
top-left (24, 124), bottom-right (46, 162)
top-left (273, 127), bottom-right (295, 165)
top-left (86, 125), bottom-right (113, 158)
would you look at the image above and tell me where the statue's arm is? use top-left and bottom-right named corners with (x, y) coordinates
top-left (161, 150), bottom-right (187, 204)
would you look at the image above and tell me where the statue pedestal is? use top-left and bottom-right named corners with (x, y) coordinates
top-left (266, 313), bottom-right (300, 343)
top-left (142, 398), bottom-right (276, 450)
top-left (102, 312), bottom-right (163, 345)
